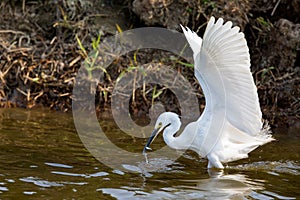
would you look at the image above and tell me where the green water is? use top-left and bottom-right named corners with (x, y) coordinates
top-left (0, 108), bottom-right (299, 199)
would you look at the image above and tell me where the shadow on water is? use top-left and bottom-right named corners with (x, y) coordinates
top-left (0, 108), bottom-right (299, 199)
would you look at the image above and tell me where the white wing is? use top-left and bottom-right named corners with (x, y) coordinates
top-left (182, 17), bottom-right (262, 136)
top-left (180, 24), bottom-right (202, 60)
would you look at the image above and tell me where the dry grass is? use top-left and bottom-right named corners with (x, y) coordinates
top-left (0, 0), bottom-right (299, 128)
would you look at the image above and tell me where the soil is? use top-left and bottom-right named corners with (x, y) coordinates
top-left (0, 0), bottom-right (299, 129)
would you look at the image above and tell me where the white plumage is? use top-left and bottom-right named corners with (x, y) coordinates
top-left (143, 17), bottom-right (274, 168)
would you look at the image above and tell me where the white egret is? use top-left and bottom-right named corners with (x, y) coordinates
top-left (143, 17), bottom-right (274, 169)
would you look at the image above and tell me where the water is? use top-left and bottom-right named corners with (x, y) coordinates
top-left (0, 108), bottom-right (299, 199)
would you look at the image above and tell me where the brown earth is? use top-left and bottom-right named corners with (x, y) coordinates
top-left (0, 0), bottom-right (299, 128)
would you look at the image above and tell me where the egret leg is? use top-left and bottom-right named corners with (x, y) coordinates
top-left (208, 161), bottom-right (213, 169)
top-left (207, 153), bottom-right (224, 169)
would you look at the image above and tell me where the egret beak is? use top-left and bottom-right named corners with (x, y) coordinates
top-left (142, 127), bottom-right (161, 154)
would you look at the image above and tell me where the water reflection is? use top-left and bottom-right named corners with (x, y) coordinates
top-left (190, 170), bottom-right (263, 199)
top-left (19, 177), bottom-right (65, 187)
top-left (101, 171), bottom-right (262, 199)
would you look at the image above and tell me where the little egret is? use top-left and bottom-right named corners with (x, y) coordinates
top-left (143, 17), bottom-right (274, 169)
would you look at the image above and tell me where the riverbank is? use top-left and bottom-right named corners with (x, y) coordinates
top-left (0, 0), bottom-right (299, 128)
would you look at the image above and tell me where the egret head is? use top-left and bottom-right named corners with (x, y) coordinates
top-left (143, 112), bottom-right (181, 153)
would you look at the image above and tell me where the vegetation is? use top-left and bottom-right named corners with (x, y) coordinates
top-left (0, 0), bottom-right (299, 128)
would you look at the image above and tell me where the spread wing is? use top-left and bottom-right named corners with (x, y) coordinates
top-left (181, 17), bottom-right (262, 136)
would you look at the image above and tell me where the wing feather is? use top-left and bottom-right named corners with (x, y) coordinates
top-left (182, 17), bottom-right (262, 136)
top-left (180, 25), bottom-right (202, 58)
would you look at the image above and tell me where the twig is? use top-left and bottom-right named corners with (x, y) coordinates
top-left (69, 55), bottom-right (81, 67)
top-left (16, 88), bottom-right (28, 96)
top-left (58, 93), bottom-right (70, 97)
top-left (7, 47), bottom-right (32, 53)
top-left (0, 30), bottom-right (26, 35)
top-left (27, 89), bottom-right (30, 102)
top-left (271, 0), bottom-right (281, 16)
top-left (34, 91), bottom-right (44, 101)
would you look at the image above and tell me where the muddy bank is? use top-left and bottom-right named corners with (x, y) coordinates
top-left (0, 0), bottom-right (299, 128)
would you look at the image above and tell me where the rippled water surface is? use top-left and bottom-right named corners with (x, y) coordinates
top-left (0, 108), bottom-right (299, 199)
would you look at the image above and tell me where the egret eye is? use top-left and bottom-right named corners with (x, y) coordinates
top-left (156, 122), bottom-right (163, 129)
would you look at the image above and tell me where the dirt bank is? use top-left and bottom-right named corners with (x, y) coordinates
top-left (0, 0), bottom-right (299, 128)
